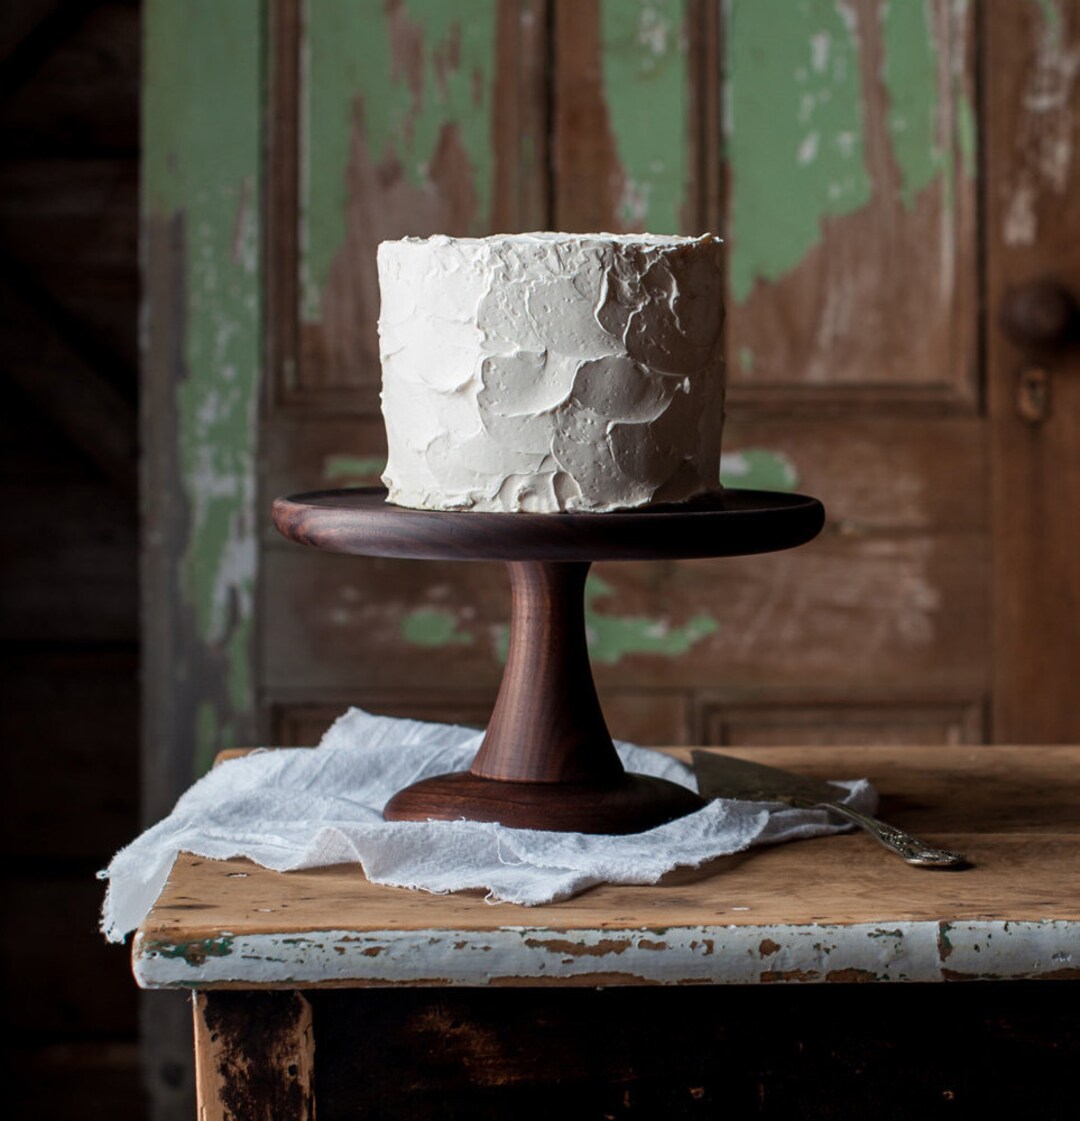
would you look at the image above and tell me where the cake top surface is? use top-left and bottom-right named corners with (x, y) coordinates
top-left (384, 231), bottom-right (721, 250)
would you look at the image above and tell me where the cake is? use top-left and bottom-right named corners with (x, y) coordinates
top-left (377, 232), bottom-right (725, 514)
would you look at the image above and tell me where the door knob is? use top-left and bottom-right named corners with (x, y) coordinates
top-left (999, 279), bottom-right (1080, 353)
top-left (999, 279), bottom-right (1079, 425)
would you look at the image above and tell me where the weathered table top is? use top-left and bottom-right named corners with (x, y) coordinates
top-left (133, 745), bottom-right (1080, 989)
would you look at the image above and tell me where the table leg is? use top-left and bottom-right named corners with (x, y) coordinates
top-left (193, 991), bottom-right (314, 1120)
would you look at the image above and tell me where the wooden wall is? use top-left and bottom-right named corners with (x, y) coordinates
top-left (0, 2), bottom-right (146, 1118)
top-left (258, 0), bottom-right (989, 755)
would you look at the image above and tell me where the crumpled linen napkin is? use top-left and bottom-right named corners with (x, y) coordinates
top-left (100, 707), bottom-right (876, 942)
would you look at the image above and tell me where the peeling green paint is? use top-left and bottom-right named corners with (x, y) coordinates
top-left (492, 622), bottom-right (511, 664)
top-left (401, 607), bottom-right (475, 647)
top-left (303, 0), bottom-right (498, 319)
top-left (601, 0), bottom-right (687, 232)
top-left (728, 0), bottom-right (972, 296)
top-left (145, 936), bottom-right (235, 966)
top-left (194, 700), bottom-right (219, 776)
top-left (719, 448), bottom-right (799, 491)
top-left (880, 0), bottom-right (943, 209)
top-left (585, 575), bottom-right (717, 665)
top-left (144, 0), bottom-right (260, 778)
top-left (489, 573), bottom-right (717, 666)
top-left (726, 0), bottom-right (872, 302)
top-left (956, 89), bottom-right (976, 180)
top-left (1036, 0), bottom-right (1062, 37)
top-left (323, 454), bottom-right (388, 485)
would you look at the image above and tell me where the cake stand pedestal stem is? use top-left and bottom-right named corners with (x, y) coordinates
top-left (471, 561), bottom-right (623, 785)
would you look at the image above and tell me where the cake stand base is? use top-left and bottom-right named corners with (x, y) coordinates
top-left (383, 771), bottom-right (706, 834)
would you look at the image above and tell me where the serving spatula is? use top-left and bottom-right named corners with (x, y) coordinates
top-left (691, 750), bottom-right (966, 868)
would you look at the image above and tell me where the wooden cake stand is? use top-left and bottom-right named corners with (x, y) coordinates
top-left (272, 487), bottom-right (825, 834)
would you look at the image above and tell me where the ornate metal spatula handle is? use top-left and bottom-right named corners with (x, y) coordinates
top-left (790, 797), bottom-right (967, 867)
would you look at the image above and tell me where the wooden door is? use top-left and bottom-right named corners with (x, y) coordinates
top-left (144, 0), bottom-right (1080, 802)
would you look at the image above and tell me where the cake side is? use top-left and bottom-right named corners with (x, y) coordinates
top-left (377, 232), bottom-right (726, 514)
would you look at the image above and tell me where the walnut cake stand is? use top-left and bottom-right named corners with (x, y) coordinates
top-left (272, 487), bottom-right (825, 834)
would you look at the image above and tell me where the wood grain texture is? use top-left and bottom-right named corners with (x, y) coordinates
top-left (985, 0), bottom-right (1080, 742)
top-left (142, 0), bottom-right (262, 807)
top-left (271, 487), bottom-right (825, 561)
top-left (552, 0), bottom-right (623, 231)
top-left (134, 747), bottom-right (1080, 971)
top-left (384, 770), bottom-right (705, 834)
top-left (273, 489), bottom-right (821, 828)
top-left (301, 984), bottom-right (1078, 1121)
top-left (194, 991), bottom-right (314, 1121)
top-left (380, 560), bottom-right (705, 832)
top-left (287, 0), bottom-right (548, 409)
top-left (470, 562), bottom-right (619, 783)
top-left (269, 688), bottom-right (692, 751)
top-left (696, 695), bottom-right (985, 748)
top-left (723, 0), bottom-right (978, 410)
top-left (261, 412), bottom-right (989, 539)
top-left (264, 528), bottom-right (988, 696)
top-left (553, 0), bottom-right (698, 234)
top-left (266, 0), bottom-right (301, 410)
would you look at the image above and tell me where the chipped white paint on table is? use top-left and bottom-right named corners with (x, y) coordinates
top-left (133, 746), bottom-right (1080, 989)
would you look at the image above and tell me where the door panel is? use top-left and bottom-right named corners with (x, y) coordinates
top-left (255, 0), bottom-right (1077, 748)
top-left (985, 1), bottom-right (1080, 742)
top-left (284, 0), bottom-right (547, 405)
top-left (723, 0), bottom-right (978, 407)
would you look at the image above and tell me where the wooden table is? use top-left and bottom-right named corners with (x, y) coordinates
top-left (133, 746), bottom-right (1080, 1120)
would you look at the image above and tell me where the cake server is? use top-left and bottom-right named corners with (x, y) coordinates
top-left (691, 750), bottom-right (966, 867)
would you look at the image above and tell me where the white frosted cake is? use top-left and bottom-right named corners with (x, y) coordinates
top-left (377, 232), bottom-right (725, 513)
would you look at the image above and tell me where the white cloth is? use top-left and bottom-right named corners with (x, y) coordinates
top-left (100, 708), bottom-right (875, 942)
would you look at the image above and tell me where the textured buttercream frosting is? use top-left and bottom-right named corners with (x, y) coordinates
top-left (377, 231), bottom-right (725, 513)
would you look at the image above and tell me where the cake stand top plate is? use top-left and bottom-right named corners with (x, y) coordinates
top-left (272, 487), bottom-right (825, 562)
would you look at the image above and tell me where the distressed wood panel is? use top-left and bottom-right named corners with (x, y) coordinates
top-left (724, 0), bottom-right (978, 408)
top-left (600, 687), bottom-right (693, 745)
top-left (304, 984), bottom-right (1077, 1120)
top-left (263, 529), bottom-right (987, 696)
top-left (272, 696), bottom-right (493, 746)
top-left (265, 412), bottom-right (988, 537)
top-left (135, 746), bottom-right (1080, 955)
top-left (269, 688), bottom-right (690, 749)
top-left (696, 696), bottom-right (985, 747)
top-left (720, 415), bottom-right (986, 533)
top-left (265, 413), bottom-right (389, 500)
top-left (985, 1), bottom-right (1080, 741)
top-left (551, 0), bottom-right (978, 407)
top-left (286, 0), bottom-right (548, 407)
top-left (194, 992), bottom-right (315, 1121)
top-left (553, 0), bottom-right (695, 233)
top-left (142, 0), bottom-right (262, 794)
